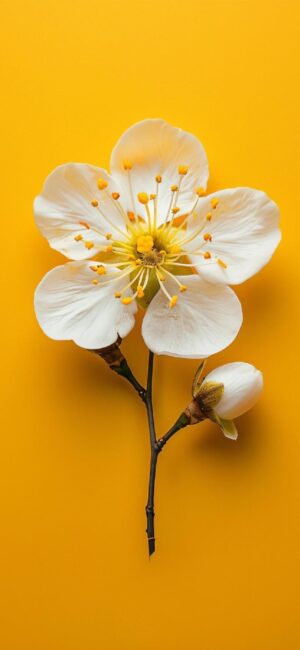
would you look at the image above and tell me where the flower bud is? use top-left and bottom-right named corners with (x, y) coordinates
top-left (187, 360), bottom-right (263, 440)
top-left (203, 362), bottom-right (263, 420)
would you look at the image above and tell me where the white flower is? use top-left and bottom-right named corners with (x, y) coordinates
top-left (204, 362), bottom-right (263, 419)
top-left (196, 362), bottom-right (263, 439)
top-left (34, 119), bottom-right (280, 357)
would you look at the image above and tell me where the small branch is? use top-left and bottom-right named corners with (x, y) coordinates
top-left (156, 412), bottom-right (190, 450)
top-left (113, 359), bottom-right (146, 401)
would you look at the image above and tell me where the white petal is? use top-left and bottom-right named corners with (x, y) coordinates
top-left (205, 362), bottom-right (263, 419)
top-left (110, 119), bottom-right (209, 224)
top-left (34, 262), bottom-right (137, 349)
top-left (34, 163), bottom-right (126, 260)
top-left (184, 188), bottom-right (281, 284)
top-left (141, 275), bottom-right (242, 358)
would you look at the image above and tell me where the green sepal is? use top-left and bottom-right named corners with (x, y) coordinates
top-left (197, 381), bottom-right (224, 411)
top-left (214, 414), bottom-right (238, 440)
top-left (192, 360), bottom-right (206, 397)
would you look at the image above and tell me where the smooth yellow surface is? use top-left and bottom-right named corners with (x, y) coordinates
top-left (1, 1), bottom-right (299, 648)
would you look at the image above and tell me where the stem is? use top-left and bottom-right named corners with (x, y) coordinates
top-left (144, 354), bottom-right (191, 556)
top-left (144, 351), bottom-right (158, 556)
top-left (156, 412), bottom-right (190, 450)
top-left (113, 358), bottom-right (146, 401)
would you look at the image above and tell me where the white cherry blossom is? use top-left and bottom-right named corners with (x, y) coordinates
top-left (34, 119), bottom-right (280, 357)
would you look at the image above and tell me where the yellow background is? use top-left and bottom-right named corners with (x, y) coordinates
top-left (1, 0), bottom-right (299, 647)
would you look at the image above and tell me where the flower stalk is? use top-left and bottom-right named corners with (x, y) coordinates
top-left (93, 339), bottom-right (146, 400)
top-left (144, 352), bottom-right (190, 556)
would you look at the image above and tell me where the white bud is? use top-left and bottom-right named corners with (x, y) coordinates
top-left (203, 362), bottom-right (263, 420)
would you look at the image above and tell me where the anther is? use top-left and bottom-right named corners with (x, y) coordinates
top-left (196, 187), bottom-right (205, 197)
top-left (106, 233), bottom-right (112, 240)
top-left (135, 259), bottom-right (142, 266)
top-left (74, 234), bottom-right (83, 241)
top-left (206, 212), bottom-right (212, 221)
top-left (123, 159), bottom-right (132, 170)
top-left (137, 192), bottom-right (149, 204)
top-left (178, 165), bottom-right (188, 175)
top-left (97, 178), bottom-right (108, 190)
top-left (96, 265), bottom-right (106, 275)
top-left (170, 244), bottom-right (181, 253)
top-left (217, 258), bottom-right (227, 268)
top-left (84, 241), bottom-right (94, 249)
top-left (106, 245), bottom-right (113, 253)
top-left (136, 235), bottom-right (154, 253)
top-left (155, 174), bottom-right (162, 183)
top-left (172, 207), bottom-right (180, 214)
top-left (169, 295), bottom-right (178, 308)
top-left (92, 279), bottom-right (99, 285)
top-left (171, 185), bottom-right (178, 192)
top-left (91, 199), bottom-right (99, 207)
top-left (122, 296), bottom-right (133, 305)
top-left (210, 198), bottom-right (219, 209)
top-left (115, 291), bottom-right (121, 298)
top-left (127, 211), bottom-right (135, 221)
top-left (150, 193), bottom-right (156, 200)
top-left (79, 220), bottom-right (90, 229)
top-left (137, 286), bottom-right (144, 298)
top-left (179, 285), bottom-right (187, 292)
top-left (112, 192), bottom-right (120, 200)
top-left (157, 270), bottom-right (165, 281)
top-left (203, 251), bottom-right (211, 259)
top-left (203, 233), bottom-right (212, 242)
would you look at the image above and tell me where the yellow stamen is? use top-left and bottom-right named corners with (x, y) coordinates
top-left (123, 159), bottom-right (132, 170)
top-left (92, 279), bottom-right (99, 285)
top-left (203, 251), bottom-right (211, 259)
top-left (203, 233), bottom-right (212, 242)
top-left (196, 187), bottom-right (205, 197)
top-left (137, 192), bottom-right (149, 204)
top-left (127, 211), bottom-right (135, 221)
top-left (115, 291), bottom-right (121, 298)
top-left (169, 295), bottom-right (178, 308)
top-left (106, 233), bottom-right (112, 240)
top-left (137, 285), bottom-right (144, 298)
top-left (179, 285), bottom-right (187, 292)
top-left (171, 184), bottom-right (178, 192)
top-left (150, 193), bottom-right (156, 200)
top-left (79, 220), bottom-right (90, 229)
top-left (91, 199), bottom-right (99, 207)
top-left (98, 178), bottom-right (108, 190)
top-left (106, 245), bottom-right (113, 253)
top-left (96, 265), bottom-right (106, 275)
top-left (74, 234), bottom-right (83, 241)
top-left (136, 234), bottom-right (154, 253)
top-left (122, 296), bottom-right (133, 305)
top-left (170, 244), bottom-right (181, 254)
top-left (206, 212), bottom-right (212, 221)
top-left (135, 258), bottom-right (142, 266)
top-left (84, 241), bottom-right (94, 249)
top-left (112, 192), bottom-right (120, 200)
top-left (172, 207), bottom-right (180, 215)
top-left (155, 174), bottom-right (162, 183)
top-left (217, 258), bottom-right (227, 269)
top-left (211, 198), bottom-right (219, 209)
top-left (90, 265), bottom-right (98, 272)
top-left (157, 270), bottom-right (165, 281)
top-left (178, 165), bottom-right (188, 175)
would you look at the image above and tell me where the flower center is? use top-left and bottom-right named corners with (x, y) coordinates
top-left (74, 166), bottom-right (228, 308)
top-left (136, 233), bottom-right (167, 268)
